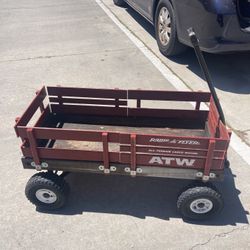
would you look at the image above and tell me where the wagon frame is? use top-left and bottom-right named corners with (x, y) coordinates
top-left (14, 30), bottom-right (231, 220)
top-left (15, 86), bottom-right (230, 183)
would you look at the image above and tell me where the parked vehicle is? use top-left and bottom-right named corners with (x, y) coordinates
top-left (114, 0), bottom-right (250, 56)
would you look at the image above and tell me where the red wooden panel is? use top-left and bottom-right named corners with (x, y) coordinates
top-left (130, 134), bottom-right (136, 171)
top-left (47, 87), bottom-right (127, 99)
top-left (22, 147), bottom-right (119, 162)
top-left (219, 122), bottom-right (230, 140)
top-left (31, 127), bottom-right (120, 142)
top-left (47, 87), bottom-right (211, 102)
top-left (128, 89), bottom-right (211, 102)
top-left (208, 117), bottom-right (215, 137)
top-left (120, 133), bottom-right (228, 150)
top-left (102, 132), bottom-right (109, 169)
top-left (21, 145), bottom-right (31, 157)
top-left (37, 148), bottom-right (119, 162)
top-left (15, 86), bottom-right (46, 128)
top-left (128, 108), bottom-right (208, 120)
top-left (27, 128), bottom-right (40, 164)
top-left (214, 140), bottom-right (229, 151)
top-left (207, 97), bottom-right (220, 137)
top-left (120, 153), bottom-right (223, 170)
top-left (51, 104), bottom-right (208, 120)
top-left (120, 145), bottom-right (225, 158)
top-left (119, 133), bottom-right (210, 149)
top-left (204, 139), bottom-right (216, 176)
top-left (16, 127), bottom-right (28, 139)
top-left (50, 104), bottom-right (128, 117)
top-left (49, 97), bottom-right (128, 106)
top-left (34, 105), bottom-right (50, 127)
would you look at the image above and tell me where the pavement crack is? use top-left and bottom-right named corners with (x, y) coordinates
top-left (0, 47), bottom-right (136, 63)
top-left (189, 225), bottom-right (249, 250)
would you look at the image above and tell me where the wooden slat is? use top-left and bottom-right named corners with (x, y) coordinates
top-left (15, 86), bottom-right (46, 127)
top-left (36, 148), bottom-right (119, 162)
top-left (219, 122), bottom-right (230, 140)
top-left (120, 145), bottom-right (225, 158)
top-left (128, 107), bottom-right (208, 120)
top-left (119, 133), bottom-right (228, 150)
top-left (49, 97), bottom-right (127, 106)
top-left (32, 127), bottom-right (120, 142)
top-left (102, 132), bottom-right (109, 170)
top-left (50, 104), bottom-right (128, 117)
top-left (204, 139), bottom-right (216, 176)
top-left (34, 105), bottom-right (50, 127)
top-left (50, 104), bottom-right (208, 120)
top-left (47, 86), bottom-right (127, 99)
top-left (27, 128), bottom-right (40, 164)
top-left (119, 153), bottom-right (223, 170)
top-left (128, 89), bottom-right (211, 102)
top-left (47, 87), bottom-right (211, 102)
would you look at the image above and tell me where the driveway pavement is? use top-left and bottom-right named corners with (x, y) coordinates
top-left (0, 0), bottom-right (249, 249)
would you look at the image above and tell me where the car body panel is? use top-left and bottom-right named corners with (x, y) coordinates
top-left (122, 0), bottom-right (250, 53)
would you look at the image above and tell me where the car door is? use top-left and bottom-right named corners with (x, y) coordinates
top-left (129, 0), bottom-right (154, 21)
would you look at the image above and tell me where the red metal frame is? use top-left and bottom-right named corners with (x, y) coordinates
top-left (15, 86), bottom-right (230, 179)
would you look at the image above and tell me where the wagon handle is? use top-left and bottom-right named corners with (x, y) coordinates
top-left (187, 28), bottom-right (226, 125)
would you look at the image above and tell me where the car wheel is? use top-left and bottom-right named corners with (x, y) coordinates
top-left (113, 0), bottom-right (126, 7)
top-left (155, 0), bottom-right (186, 56)
top-left (25, 172), bottom-right (70, 210)
top-left (177, 186), bottom-right (223, 220)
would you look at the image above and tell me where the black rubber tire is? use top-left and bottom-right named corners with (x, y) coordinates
top-left (177, 186), bottom-right (223, 220)
top-left (25, 172), bottom-right (70, 210)
top-left (113, 0), bottom-right (125, 7)
top-left (224, 158), bottom-right (230, 168)
top-left (155, 0), bottom-right (186, 56)
top-left (178, 181), bottom-right (218, 197)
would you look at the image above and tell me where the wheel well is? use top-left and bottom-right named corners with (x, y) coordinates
top-left (153, 0), bottom-right (173, 22)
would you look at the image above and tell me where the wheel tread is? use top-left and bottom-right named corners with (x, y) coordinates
top-left (25, 172), bottom-right (69, 210)
top-left (177, 186), bottom-right (223, 220)
top-left (155, 0), bottom-right (187, 56)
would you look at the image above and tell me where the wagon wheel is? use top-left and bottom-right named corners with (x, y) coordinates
top-left (177, 186), bottom-right (223, 220)
top-left (25, 172), bottom-right (70, 210)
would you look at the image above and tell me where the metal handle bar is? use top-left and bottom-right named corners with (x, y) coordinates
top-left (187, 28), bottom-right (226, 125)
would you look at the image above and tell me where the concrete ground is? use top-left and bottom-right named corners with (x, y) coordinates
top-left (0, 0), bottom-right (249, 249)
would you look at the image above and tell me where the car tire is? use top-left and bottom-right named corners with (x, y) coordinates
top-left (155, 0), bottom-right (186, 56)
top-left (25, 172), bottom-right (70, 210)
top-left (177, 186), bottom-right (223, 220)
top-left (113, 0), bottom-right (126, 7)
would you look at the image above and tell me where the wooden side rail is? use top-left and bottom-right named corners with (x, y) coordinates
top-left (14, 86), bottom-right (47, 137)
top-left (47, 87), bottom-right (211, 112)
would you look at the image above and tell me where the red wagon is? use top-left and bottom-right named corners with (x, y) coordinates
top-left (14, 30), bottom-right (231, 220)
top-left (14, 85), bottom-right (230, 220)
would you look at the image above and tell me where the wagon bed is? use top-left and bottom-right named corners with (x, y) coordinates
top-left (15, 86), bottom-right (230, 181)
top-left (15, 30), bottom-right (231, 219)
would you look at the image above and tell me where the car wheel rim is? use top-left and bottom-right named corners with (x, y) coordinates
top-left (158, 7), bottom-right (171, 46)
top-left (190, 198), bottom-right (213, 214)
top-left (35, 189), bottom-right (57, 204)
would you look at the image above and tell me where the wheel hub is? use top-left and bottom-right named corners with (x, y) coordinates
top-left (190, 198), bottom-right (213, 214)
top-left (158, 7), bottom-right (171, 46)
top-left (35, 189), bottom-right (57, 204)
